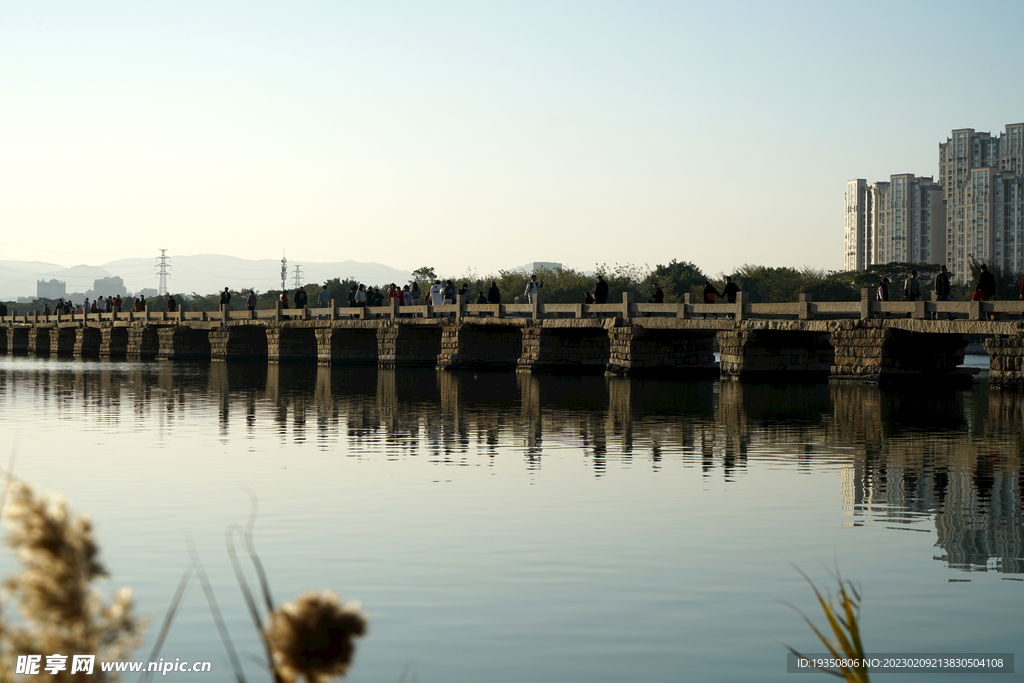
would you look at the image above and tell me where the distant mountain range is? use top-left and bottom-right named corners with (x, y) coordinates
top-left (0, 255), bottom-right (414, 300)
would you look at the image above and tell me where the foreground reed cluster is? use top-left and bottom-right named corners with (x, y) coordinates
top-left (264, 592), bottom-right (367, 683)
top-left (0, 480), bottom-right (145, 682)
top-left (786, 568), bottom-right (871, 683)
top-left (0, 476), bottom-right (367, 683)
top-left (199, 498), bottom-right (368, 683)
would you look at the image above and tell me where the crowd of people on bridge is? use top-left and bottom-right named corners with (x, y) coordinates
top-left (874, 264), bottom-right (1024, 320)
top-left (15, 266), bottom-right (1024, 321)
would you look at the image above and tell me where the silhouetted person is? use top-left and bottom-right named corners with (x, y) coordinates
top-left (721, 276), bottom-right (739, 304)
top-left (977, 264), bottom-right (996, 300)
top-left (935, 265), bottom-right (952, 319)
top-left (702, 280), bottom-right (719, 319)
top-left (594, 275), bottom-right (608, 304)
top-left (978, 264), bottom-right (997, 319)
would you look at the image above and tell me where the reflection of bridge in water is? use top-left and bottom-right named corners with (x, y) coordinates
top-left (6, 360), bottom-right (1021, 573)
top-left (7, 292), bottom-right (1024, 385)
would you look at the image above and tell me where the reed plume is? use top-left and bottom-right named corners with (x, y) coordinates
top-left (0, 480), bottom-right (145, 682)
top-left (215, 493), bottom-right (368, 683)
top-left (263, 591), bottom-right (367, 683)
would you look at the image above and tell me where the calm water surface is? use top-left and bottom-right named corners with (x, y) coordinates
top-left (0, 356), bottom-right (1020, 682)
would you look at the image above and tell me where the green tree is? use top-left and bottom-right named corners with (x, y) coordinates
top-left (411, 266), bottom-right (437, 284)
top-left (645, 260), bottom-right (705, 303)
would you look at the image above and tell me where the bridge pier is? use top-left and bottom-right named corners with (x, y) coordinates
top-left (7, 328), bottom-right (29, 355)
top-left (517, 321), bottom-right (610, 373)
top-left (49, 327), bottom-right (65, 357)
top-left (28, 326), bottom-right (52, 356)
top-left (986, 335), bottom-right (1024, 387)
top-left (830, 323), bottom-right (968, 383)
top-left (437, 321), bottom-right (523, 370)
top-left (719, 328), bottom-right (833, 378)
top-left (606, 325), bottom-right (716, 376)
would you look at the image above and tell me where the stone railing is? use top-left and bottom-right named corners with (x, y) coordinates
top-left (4, 289), bottom-right (1023, 324)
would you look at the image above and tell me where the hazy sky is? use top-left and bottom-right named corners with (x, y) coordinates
top-left (3, 0), bottom-right (1023, 280)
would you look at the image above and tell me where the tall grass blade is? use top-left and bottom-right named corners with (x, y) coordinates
top-left (783, 566), bottom-right (871, 683)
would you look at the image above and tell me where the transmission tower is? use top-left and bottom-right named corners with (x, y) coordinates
top-left (292, 264), bottom-right (304, 290)
top-left (156, 249), bottom-right (171, 296)
top-left (280, 254), bottom-right (288, 292)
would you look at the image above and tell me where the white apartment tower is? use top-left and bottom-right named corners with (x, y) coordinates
top-left (845, 175), bottom-right (944, 271)
top-left (844, 179), bottom-right (871, 271)
top-left (940, 124), bottom-right (1024, 280)
top-left (847, 123), bottom-right (1024, 282)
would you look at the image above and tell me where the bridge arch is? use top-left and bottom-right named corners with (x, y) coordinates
top-left (519, 324), bottom-right (610, 373)
top-left (273, 327), bottom-right (317, 363)
top-left (226, 326), bottom-right (269, 362)
top-left (327, 327), bottom-right (379, 364)
top-left (56, 328), bottom-right (77, 356)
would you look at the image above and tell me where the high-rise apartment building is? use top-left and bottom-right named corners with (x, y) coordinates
top-left (36, 279), bottom-right (66, 299)
top-left (844, 179), bottom-right (871, 271)
top-left (845, 175), bottom-right (944, 271)
top-left (940, 124), bottom-right (1024, 279)
top-left (846, 123), bottom-right (1024, 283)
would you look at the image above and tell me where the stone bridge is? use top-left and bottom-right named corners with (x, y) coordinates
top-left (4, 290), bottom-right (1024, 386)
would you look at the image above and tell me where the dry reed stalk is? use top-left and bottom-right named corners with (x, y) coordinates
top-left (785, 567), bottom-right (871, 683)
top-left (0, 480), bottom-right (146, 682)
top-left (224, 493), bottom-right (368, 683)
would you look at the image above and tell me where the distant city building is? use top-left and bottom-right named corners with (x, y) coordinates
top-left (36, 278), bottom-right (66, 299)
top-left (86, 276), bottom-right (128, 300)
top-left (137, 288), bottom-right (158, 298)
top-left (520, 261), bottom-right (562, 272)
top-left (846, 123), bottom-right (1024, 283)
